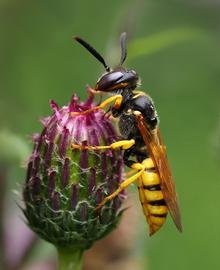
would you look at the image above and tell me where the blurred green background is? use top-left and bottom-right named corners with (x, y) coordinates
top-left (1, 0), bottom-right (220, 269)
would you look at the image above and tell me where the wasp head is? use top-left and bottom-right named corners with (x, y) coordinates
top-left (74, 33), bottom-right (139, 94)
top-left (95, 67), bottom-right (139, 93)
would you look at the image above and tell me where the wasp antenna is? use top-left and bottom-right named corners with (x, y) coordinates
top-left (73, 36), bottom-right (110, 72)
top-left (120, 32), bottom-right (127, 65)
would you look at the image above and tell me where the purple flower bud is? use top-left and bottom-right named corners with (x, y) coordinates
top-left (23, 87), bottom-right (125, 250)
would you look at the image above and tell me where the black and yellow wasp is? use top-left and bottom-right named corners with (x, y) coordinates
top-left (72, 33), bottom-right (182, 235)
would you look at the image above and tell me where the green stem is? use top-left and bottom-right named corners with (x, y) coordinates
top-left (57, 248), bottom-right (84, 270)
top-left (0, 168), bottom-right (6, 270)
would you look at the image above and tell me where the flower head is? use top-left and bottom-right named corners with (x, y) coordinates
top-left (23, 87), bottom-right (124, 250)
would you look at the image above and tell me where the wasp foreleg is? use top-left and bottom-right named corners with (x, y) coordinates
top-left (71, 94), bottom-right (123, 116)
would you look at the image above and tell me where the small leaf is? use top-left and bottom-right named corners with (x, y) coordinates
top-left (128, 28), bottom-right (204, 61)
top-left (0, 129), bottom-right (30, 165)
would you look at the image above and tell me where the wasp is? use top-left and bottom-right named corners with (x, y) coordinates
top-left (72, 33), bottom-right (182, 235)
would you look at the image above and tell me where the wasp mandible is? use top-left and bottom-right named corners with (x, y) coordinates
top-left (72, 33), bottom-right (182, 235)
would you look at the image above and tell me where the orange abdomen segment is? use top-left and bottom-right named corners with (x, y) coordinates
top-left (138, 158), bottom-right (168, 236)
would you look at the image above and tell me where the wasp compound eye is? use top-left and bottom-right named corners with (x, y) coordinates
top-left (23, 87), bottom-right (124, 251)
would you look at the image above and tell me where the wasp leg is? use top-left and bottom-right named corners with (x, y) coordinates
top-left (71, 94), bottom-right (123, 116)
top-left (124, 144), bottom-right (149, 178)
top-left (125, 168), bottom-right (137, 177)
top-left (72, 139), bottom-right (135, 151)
top-left (96, 162), bottom-right (145, 210)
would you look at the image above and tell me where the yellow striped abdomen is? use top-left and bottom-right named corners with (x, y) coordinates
top-left (138, 158), bottom-right (168, 236)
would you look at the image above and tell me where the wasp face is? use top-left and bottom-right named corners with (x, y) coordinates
top-left (95, 67), bottom-right (139, 93)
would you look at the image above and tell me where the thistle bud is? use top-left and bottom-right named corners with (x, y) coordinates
top-left (23, 88), bottom-right (124, 251)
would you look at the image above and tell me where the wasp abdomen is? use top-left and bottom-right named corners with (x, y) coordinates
top-left (138, 158), bottom-right (168, 236)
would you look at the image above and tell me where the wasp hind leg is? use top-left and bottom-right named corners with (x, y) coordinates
top-left (72, 139), bottom-right (145, 209)
top-left (96, 162), bottom-right (145, 210)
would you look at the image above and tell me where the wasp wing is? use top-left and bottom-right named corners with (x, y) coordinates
top-left (136, 113), bottom-right (182, 232)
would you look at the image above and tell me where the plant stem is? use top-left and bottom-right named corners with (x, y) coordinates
top-left (57, 248), bottom-right (84, 270)
top-left (0, 168), bottom-right (6, 270)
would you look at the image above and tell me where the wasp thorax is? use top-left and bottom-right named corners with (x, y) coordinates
top-left (23, 87), bottom-right (124, 250)
top-left (95, 67), bottom-right (139, 92)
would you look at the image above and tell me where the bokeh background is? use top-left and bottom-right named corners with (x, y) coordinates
top-left (1, 0), bottom-right (220, 269)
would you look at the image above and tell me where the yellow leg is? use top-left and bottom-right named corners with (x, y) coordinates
top-left (96, 163), bottom-right (145, 210)
top-left (125, 168), bottom-right (137, 177)
top-left (72, 139), bottom-right (135, 151)
top-left (71, 94), bottom-right (123, 116)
